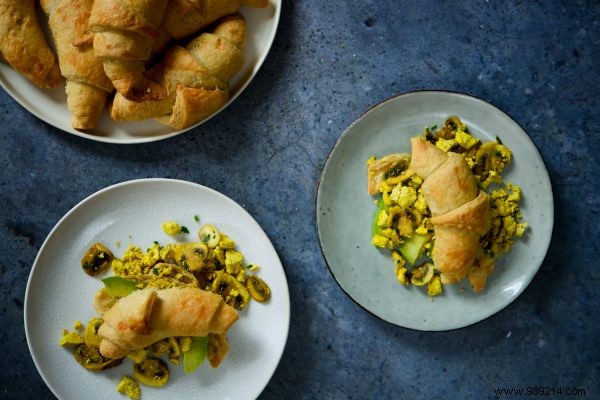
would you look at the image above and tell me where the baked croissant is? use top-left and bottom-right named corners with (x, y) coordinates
top-left (367, 153), bottom-right (411, 195)
top-left (0, 0), bottom-right (62, 88)
top-left (41, 0), bottom-right (113, 130)
top-left (89, 0), bottom-right (169, 99)
top-left (98, 287), bottom-right (239, 359)
top-left (410, 137), bottom-right (491, 283)
top-left (153, 0), bottom-right (267, 53)
top-left (109, 13), bottom-right (246, 129)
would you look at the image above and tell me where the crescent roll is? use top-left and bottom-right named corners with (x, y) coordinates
top-left (109, 13), bottom-right (246, 129)
top-left (89, 0), bottom-right (169, 99)
top-left (98, 287), bottom-right (238, 359)
top-left (0, 0), bottom-right (62, 88)
top-left (410, 137), bottom-right (491, 283)
top-left (41, 0), bottom-right (114, 129)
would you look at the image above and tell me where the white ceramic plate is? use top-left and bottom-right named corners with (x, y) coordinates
top-left (25, 178), bottom-right (290, 399)
top-left (0, 3), bottom-right (280, 144)
top-left (317, 91), bottom-right (553, 331)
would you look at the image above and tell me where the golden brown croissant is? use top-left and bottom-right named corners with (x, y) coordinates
top-left (41, 0), bottom-right (113, 130)
top-left (410, 137), bottom-right (491, 283)
top-left (153, 0), bottom-right (267, 53)
top-left (109, 13), bottom-right (246, 129)
top-left (366, 153), bottom-right (411, 195)
top-left (0, 0), bottom-right (62, 88)
top-left (98, 287), bottom-right (239, 359)
top-left (89, 0), bottom-right (169, 99)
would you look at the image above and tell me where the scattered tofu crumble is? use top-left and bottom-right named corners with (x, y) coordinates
top-left (161, 221), bottom-right (182, 236)
top-left (116, 375), bottom-right (141, 400)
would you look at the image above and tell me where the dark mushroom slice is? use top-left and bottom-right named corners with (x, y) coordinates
top-left (474, 141), bottom-right (512, 178)
top-left (410, 262), bottom-right (435, 286)
top-left (81, 243), bottom-right (114, 276)
top-left (211, 273), bottom-right (250, 310)
top-left (181, 242), bottom-right (209, 271)
top-left (73, 343), bottom-right (122, 371)
top-left (444, 116), bottom-right (465, 132)
top-left (245, 275), bottom-right (271, 303)
top-left (133, 358), bottom-right (170, 387)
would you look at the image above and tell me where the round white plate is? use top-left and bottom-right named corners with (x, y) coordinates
top-left (0, 3), bottom-right (280, 144)
top-left (317, 91), bottom-right (553, 331)
top-left (25, 178), bottom-right (290, 399)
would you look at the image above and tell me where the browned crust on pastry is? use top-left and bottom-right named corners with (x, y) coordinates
top-left (408, 137), bottom-right (448, 179)
top-left (99, 287), bottom-right (238, 359)
top-left (109, 13), bottom-right (246, 128)
top-left (430, 190), bottom-right (491, 234)
top-left (432, 226), bottom-right (480, 284)
top-left (0, 0), bottom-right (62, 88)
top-left (422, 152), bottom-right (478, 216)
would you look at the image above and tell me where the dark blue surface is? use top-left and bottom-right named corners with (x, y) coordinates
top-left (1, 1), bottom-right (599, 399)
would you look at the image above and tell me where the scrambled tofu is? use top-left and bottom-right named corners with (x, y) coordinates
top-left (59, 329), bottom-right (84, 346)
top-left (162, 221), bottom-right (183, 236)
top-left (488, 183), bottom-right (527, 256)
top-left (116, 375), bottom-right (141, 400)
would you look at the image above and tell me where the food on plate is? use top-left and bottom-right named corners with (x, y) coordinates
top-left (81, 242), bottom-right (114, 276)
top-left (133, 358), bottom-right (170, 387)
top-left (88, 0), bottom-right (170, 99)
top-left (98, 287), bottom-right (238, 359)
top-left (60, 218), bottom-right (271, 397)
top-left (154, 0), bottom-right (266, 53)
top-left (0, 0), bottom-right (270, 131)
top-left (116, 375), bottom-right (141, 400)
top-left (109, 13), bottom-right (246, 129)
top-left (161, 220), bottom-right (185, 236)
top-left (411, 139), bottom-right (491, 284)
top-left (0, 0), bottom-right (62, 88)
top-left (367, 116), bottom-right (527, 295)
top-left (41, 0), bottom-right (114, 130)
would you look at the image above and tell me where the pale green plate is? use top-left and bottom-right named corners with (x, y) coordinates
top-left (317, 91), bottom-right (553, 331)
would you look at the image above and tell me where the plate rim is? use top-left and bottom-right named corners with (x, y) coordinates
top-left (0, 2), bottom-right (281, 144)
top-left (315, 89), bottom-right (554, 331)
top-left (24, 177), bottom-right (290, 399)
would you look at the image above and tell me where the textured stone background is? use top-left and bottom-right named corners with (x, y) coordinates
top-left (1, 1), bottom-right (598, 399)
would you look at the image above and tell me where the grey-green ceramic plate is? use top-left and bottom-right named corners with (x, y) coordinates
top-left (316, 91), bottom-right (553, 331)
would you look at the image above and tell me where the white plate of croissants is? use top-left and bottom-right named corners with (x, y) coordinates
top-left (317, 91), bottom-right (554, 331)
top-left (25, 178), bottom-right (290, 399)
top-left (0, 0), bottom-right (280, 143)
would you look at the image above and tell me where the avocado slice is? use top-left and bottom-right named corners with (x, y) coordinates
top-left (371, 200), bottom-right (388, 235)
top-left (398, 233), bottom-right (431, 264)
top-left (183, 336), bottom-right (208, 373)
top-left (101, 276), bottom-right (138, 297)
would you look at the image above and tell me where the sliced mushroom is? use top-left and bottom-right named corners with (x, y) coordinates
top-left (211, 273), bottom-right (250, 310)
top-left (367, 153), bottom-right (412, 195)
top-left (81, 243), bottom-right (113, 276)
top-left (474, 141), bottom-right (512, 178)
top-left (83, 318), bottom-right (103, 347)
top-left (73, 344), bottom-right (122, 371)
top-left (246, 275), bottom-right (271, 302)
top-left (198, 224), bottom-right (221, 248)
top-left (133, 358), bottom-right (169, 387)
top-left (181, 242), bottom-right (209, 271)
top-left (410, 262), bottom-right (435, 286)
